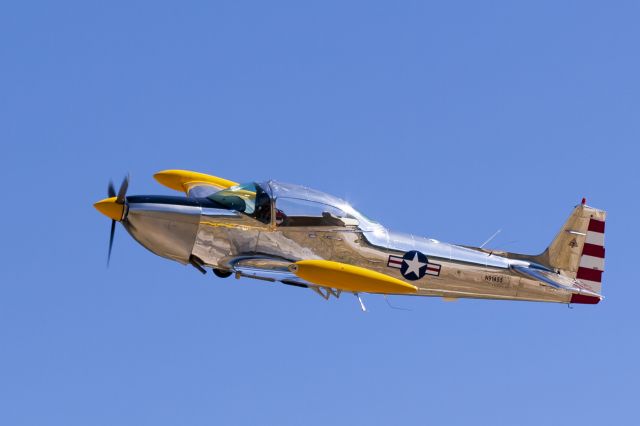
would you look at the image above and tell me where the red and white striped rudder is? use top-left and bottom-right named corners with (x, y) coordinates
top-left (538, 199), bottom-right (606, 294)
top-left (577, 216), bottom-right (605, 293)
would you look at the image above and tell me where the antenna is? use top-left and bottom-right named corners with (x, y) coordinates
top-left (480, 229), bottom-right (502, 249)
top-left (384, 295), bottom-right (411, 311)
top-left (354, 293), bottom-right (367, 312)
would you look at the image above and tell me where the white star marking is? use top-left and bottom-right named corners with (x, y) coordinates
top-left (404, 252), bottom-right (426, 278)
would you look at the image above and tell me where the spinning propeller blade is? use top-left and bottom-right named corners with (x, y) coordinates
top-left (95, 175), bottom-right (130, 266)
top-left (108, 180), bottom-right (116, 198)
top-left (116, 174), bottom-right (129, 204)
top-left (108, 219), bottom-right (116, 266)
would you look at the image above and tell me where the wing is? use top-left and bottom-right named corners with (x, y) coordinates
top-left (154, 170), bottom-right (238, 197)
top-left (225, 256), bottom-right (417, 296)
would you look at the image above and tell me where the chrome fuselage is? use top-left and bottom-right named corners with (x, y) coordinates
top-left (120, 182), bottom-right (574, 305)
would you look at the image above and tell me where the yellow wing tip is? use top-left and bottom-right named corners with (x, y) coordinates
top-left (292, 259), bottom-right (417, 294)
top-left (153, 170), bottom-right (188, 192)
top-left (154, 170), bottom-right (239, 194)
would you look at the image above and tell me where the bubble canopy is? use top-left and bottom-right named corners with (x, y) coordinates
top-left (206, 180), bottom-right (380, 230)
top-left (267, 181), bottom-right (381, 230)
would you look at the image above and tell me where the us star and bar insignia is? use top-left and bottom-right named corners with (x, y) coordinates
top-left (387, 250), bottom-right (441, 281)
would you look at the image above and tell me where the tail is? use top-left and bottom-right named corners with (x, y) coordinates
top-left (536, 198), bottom-right (606, 294)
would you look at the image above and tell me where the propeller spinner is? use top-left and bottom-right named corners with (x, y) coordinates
top-left (94, 175), bottom-right (129, 265)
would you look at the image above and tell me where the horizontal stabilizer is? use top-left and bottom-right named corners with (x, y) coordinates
top-left (512, 265), bottom-right (601, 304)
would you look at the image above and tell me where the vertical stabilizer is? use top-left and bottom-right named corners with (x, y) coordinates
top-left (537, 199), bottom-right (606, 294)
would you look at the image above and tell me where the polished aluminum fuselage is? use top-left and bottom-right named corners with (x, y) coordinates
top-left (192, 208), bottom-right (569, 303)
top-left (121, 187), bottom-right (573, 304)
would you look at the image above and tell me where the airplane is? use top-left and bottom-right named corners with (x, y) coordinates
top-left (94, 170), bottom-right (606, 310)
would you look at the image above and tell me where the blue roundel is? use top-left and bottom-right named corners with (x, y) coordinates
top-left (400, 250), bottom-right (429, 281)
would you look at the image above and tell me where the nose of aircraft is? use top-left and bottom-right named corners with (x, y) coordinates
top-left (119, 196), bottom-right (202, 264)
top-left (93, 196), bottom-right (125, 221)
top-left (94, 173), bottom-right (202, 265)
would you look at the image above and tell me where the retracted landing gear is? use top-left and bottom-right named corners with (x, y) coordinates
top-left (188, 255), bottom-right (232, 278)
top-left (213, 268), bottom-right (233, 278)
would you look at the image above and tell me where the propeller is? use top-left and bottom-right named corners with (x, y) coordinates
top-left (108, 180), bottom-right (116, 198)
top-left (103, 174), bottom-right (129, 266)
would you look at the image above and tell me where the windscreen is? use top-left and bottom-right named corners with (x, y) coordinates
top-left (207, 182), bottom-right (271, 224)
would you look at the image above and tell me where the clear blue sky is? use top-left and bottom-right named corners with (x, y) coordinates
top-left (1, 1), bottom-right (638, 425)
